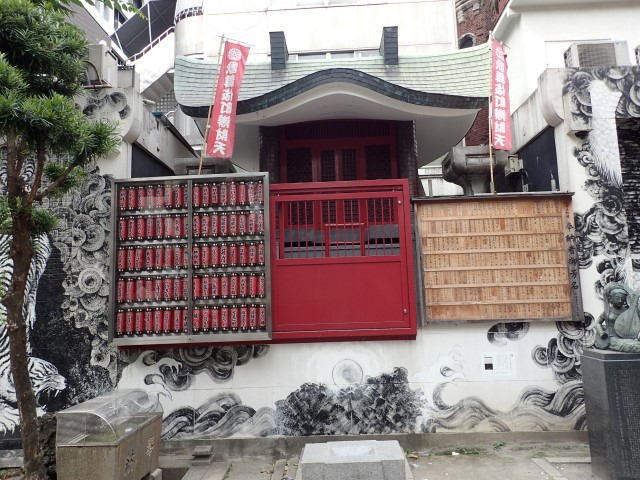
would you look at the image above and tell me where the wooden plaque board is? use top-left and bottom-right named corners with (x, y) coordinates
top-left (415, 194), bottom-right (582, 322)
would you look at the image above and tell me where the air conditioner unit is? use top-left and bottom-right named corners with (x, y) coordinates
top-left (563, 41), bottom-right (631, 67)
top-left (86, 43), bottom-right (116, 87)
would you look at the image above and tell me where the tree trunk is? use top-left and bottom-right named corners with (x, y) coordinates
top-left (2, 212), bottom-right (45, 480)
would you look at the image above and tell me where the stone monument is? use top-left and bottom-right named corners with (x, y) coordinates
top-left (299, 440), bottom-right (407, 480)
top-left (583, 282), bottom-right (640, 480)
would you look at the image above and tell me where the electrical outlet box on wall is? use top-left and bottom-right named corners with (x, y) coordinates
top-left (505, 155), bottom-right (522, 177)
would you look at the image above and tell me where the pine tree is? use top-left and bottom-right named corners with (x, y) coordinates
top-left (0, 1), bottom-right (119, 478)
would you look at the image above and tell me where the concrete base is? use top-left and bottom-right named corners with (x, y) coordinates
top-left (160, 431), bottom-right (588, 461)
top-left (582, 349), bottom-right (640, 480)
top-left (299, 440), bottom-right (405, 480)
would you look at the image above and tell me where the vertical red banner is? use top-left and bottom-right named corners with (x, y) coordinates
top-left (206, 41), bottom-right (250, 158)
top-left (491, 39), bottom-right (512, 151)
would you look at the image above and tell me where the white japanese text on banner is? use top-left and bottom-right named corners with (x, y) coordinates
top-left (491, 39), bottom-right (512, 151)
top-left (206, 41), bottom-right (250, 158)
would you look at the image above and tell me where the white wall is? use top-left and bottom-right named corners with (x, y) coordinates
top-left (232, 125), bottom-right (262, 171)
top-left (193, 0), bottom-right (457, 60)
top-left (134, 33), bottom-right (176, 94)
top-left (499, 3), bottom-right (640, 112)
top-left (117, 321), bottom-right (578, 437)
top-left (135, 109), bottom-right (196, 173)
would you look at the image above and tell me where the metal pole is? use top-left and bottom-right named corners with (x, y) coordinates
top-left (488, 97), bottom-right (496, 195)
top-left (488, 33), bottom-right (496, 195)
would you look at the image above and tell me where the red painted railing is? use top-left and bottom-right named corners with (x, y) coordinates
top-left (270, 180), bottom-right (416, 341)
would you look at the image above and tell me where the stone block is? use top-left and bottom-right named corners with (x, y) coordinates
top-left (192, 445), bottom-right (213, 458)
top-left (190, 456), bottom-right (213, 466)
top-left (582, 349), bottom-right (640, 480)
top-left (299, 440), bottom-right (405, 480)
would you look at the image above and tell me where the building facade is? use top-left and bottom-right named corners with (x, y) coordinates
top-left (3, 0), bottom-right (638, 447)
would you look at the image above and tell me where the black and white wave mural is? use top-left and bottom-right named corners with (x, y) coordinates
top-left (487, 322), bottom-right (530, 346)
top-left (532, 317), bottom-right (596, 385)
top-left (162, 392), bottom-right (275, 440)
top-left (423, 380), bottom-right (586, 432)
top-left (275, 367), bottom-right (423, 436)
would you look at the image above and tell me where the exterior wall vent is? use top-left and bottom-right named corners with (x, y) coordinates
top-left (563, 41), bottom-right (630, 67)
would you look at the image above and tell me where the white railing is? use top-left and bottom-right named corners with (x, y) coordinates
top-left (127, 26), bottom-right (175, 63)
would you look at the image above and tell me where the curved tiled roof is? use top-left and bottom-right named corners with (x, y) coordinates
top-left (175, 42), bottom-right (491, 118)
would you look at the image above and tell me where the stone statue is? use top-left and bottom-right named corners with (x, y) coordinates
top-left (595, 282), bottom-right (640, 353)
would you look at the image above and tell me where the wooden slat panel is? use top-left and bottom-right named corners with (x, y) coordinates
top-left (416, 195), bottom-right (575, 322)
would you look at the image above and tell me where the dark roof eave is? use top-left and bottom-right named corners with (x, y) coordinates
top-left (179, 68), bottom-right (488, 118)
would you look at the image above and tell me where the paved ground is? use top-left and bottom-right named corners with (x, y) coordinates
top-left (1, 438), bottom-right (602, 480)
top-left (403, 440), bottom-right (599, 480)
top-left (210, 439), bottom-right (602, 480)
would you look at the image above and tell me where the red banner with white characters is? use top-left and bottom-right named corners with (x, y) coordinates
top-left (491, 39), bottom-right (512, 151)
top-left (206, 41), bottom-right (250, 158)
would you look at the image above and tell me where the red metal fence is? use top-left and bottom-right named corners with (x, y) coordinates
top-left (270, 180), bottom-right (416, 341)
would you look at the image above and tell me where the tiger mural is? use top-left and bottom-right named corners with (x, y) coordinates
top-left (0, 157), bottom-right (68, 434)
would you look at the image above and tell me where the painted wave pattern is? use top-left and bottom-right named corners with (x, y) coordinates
top-left (162, 392), bottom-right (275, 440)
top-left (138, 345), bottom-right (270, 392)
top-left (532, 318), bottom-right (596, 385)
top-left (163, 362), bottom-right (594, 439)
top-left (422, 380), bottom-right (585, 433)
top-left (487, 322), bottom-right (530, 346)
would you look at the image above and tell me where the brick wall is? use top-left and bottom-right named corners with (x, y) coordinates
top-left (396, 121), bottom-right (422, 197)
top-left (467, 107), bottom-right (490, 145)
top-left (259, 126), bottom-right (279, 184)
top-left (456, 0), bottom-right (509, 146)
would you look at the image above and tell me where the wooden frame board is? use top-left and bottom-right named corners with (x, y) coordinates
top-left (415, 193), bottom-right (582, 322)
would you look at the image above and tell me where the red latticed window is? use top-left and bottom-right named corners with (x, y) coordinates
top-left (344, 199), bottom-right (360, 223)
top-left (273, 186), bottom-right (402, 260)
top-left (287, 200), bottom-right (314, 226)
top-left (342, 149), bottom-right (357, 181)
top-left (283, 119), bottom-right (391, 140)
top-left (280, 120), bottom-right (397, 183)
top-left (368, 197), bottom-right (395, 223)
top-left (322, 199), bottom-right (361, 227)
top-left (365, 144), bottom-right (392, 180)
top-left (286, 148), bottom-right (312, 183)
top-left (320, 150), bottom-right (336, 182)
top-left (322, 200), bottom-right (337, 225)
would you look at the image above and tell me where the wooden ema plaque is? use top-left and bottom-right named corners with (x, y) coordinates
top-left (416, 194), bottom-right (581, 322)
